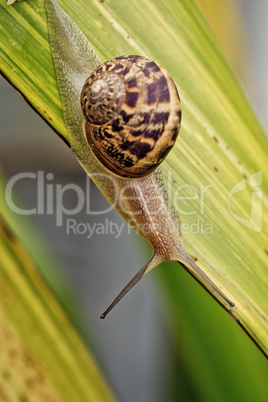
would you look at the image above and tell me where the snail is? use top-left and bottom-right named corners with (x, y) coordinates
top-left (80, 55), bottom-right (234, 318)
top-left (44, 0), bottom-right (234, 319)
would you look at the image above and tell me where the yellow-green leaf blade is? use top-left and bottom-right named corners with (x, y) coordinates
top-left (0, 216), bottom-right (115, 401)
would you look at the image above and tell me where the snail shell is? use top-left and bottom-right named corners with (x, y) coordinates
top-left (81, 55), bottom-right (182, 178)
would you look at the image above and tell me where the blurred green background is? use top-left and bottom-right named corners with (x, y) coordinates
top-left (0, 0), bottom-right (267, 401)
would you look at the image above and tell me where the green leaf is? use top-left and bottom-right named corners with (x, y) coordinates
top-left (0, 0), bottom-right (267, 359)
top-left (0, 215), bottom-right (115, 401)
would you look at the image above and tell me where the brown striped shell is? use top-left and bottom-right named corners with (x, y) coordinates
top-left (81, 55), bottom-right (181, 178)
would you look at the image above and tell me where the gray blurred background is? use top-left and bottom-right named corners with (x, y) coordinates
top-left (0, 1), bottom-right (267, 401)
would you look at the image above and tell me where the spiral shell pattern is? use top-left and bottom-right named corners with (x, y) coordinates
top-left (81, 55), bottom-right (181, 178)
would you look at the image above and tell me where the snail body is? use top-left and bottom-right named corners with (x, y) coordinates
top-left (81, 55), bottom-right (184, 258)
top-left (45, 0), bottom-right (234, 318)
top-left (80, 55), bottom-right (183, 255)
